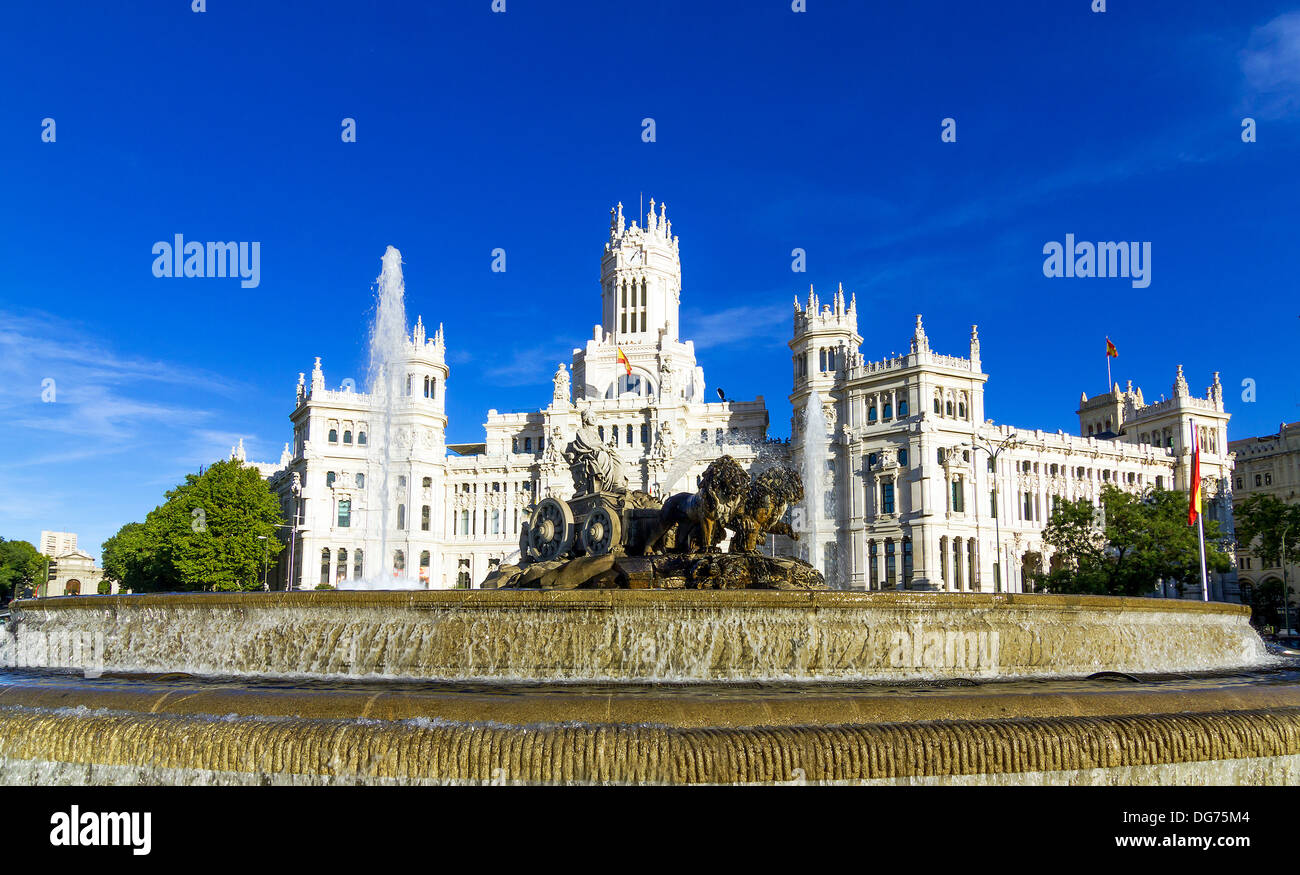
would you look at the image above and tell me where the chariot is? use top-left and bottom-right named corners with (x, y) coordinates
top-left (520, 490), bottom-right (663, 562)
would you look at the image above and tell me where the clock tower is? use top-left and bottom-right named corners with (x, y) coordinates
top-left (600, 199), bottom-right (682, 345)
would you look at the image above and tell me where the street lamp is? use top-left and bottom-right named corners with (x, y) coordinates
top-left (1283, 523), bottom-right (1292, 636)
top-left (960, 434), bottom-right (1019, 593)
top-left (257, 535), bottom-right (269, 591)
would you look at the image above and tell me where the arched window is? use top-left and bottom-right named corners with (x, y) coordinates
top-left (355, 473), bottom-right (365, 488)
top-left (358, 431), bottom-right (367, 445)
top-left (883, 402), bottom-right (892, 419)
top-left (422, 476), bottom-right (432, 491)
top-left (421, 505), bottom-right (430, 531)
top-left (933, 397), bottom-right (942, 414)
top-left (420, 550), bottom-right (430, 568)
top-left (405, 374), bottom-right (413, 396)
top-left (524, 437), bottom-right (532, 452)
top-left (607, 373), bottom-right (652, 398)
top-left (320, 548), bottom-right (330, 585)
top-left (328, 428), bottom-right (339, 443)
top-left (946, 400), bottom-right (954, 417)
top-left (326, 471), bottom-right (336, 487)
top-left (898, 399), bottom-right (909, 417)
top-left (819, 349), bottom-right (827, 372)
top-left (336, 549), bottom-right (348, 582)
top-left (958, 402), bottom-right (966, 419)
top-left (343, 430), bottom-right (353, 444)
top-left (397, 504), bottom-right (406, 530)
top-left (868, 405), bottom-right (878, 423)
top-left (394, 550), bottom-right (405, 573)
top-left (354, 549), bottom-right (364, 579)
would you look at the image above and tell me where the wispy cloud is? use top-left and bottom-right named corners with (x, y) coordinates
top-left (682, 301), bottom-right (792, 350)
top-left (480, 338), bottom-right (573, 387)
top-left (0, 308), bottom-right (245, 462)
top-left (1241, 11), bottom-right (1300, 119)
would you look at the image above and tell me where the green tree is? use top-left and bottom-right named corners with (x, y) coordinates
top-left (103, 460), bottom-right (286, 593)
top-left (101, 521), bottom-right (169, 593)
top-left (0, 538), bottom-right (49, 602)
top-left (1036, 485), bottom-right (1231, 596)
top-left (1235, 493), bottom-right (1300, 570)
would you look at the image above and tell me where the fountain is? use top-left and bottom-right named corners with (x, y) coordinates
top-left (341, 246), bottom-right (422, 591)
top-left (2, 247), bottom-right (1298, 785)
top-left (799, 390), bottom-right (837, 588)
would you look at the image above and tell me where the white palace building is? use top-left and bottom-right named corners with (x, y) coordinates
top-left (249, 200), bottom-right (1239, 598)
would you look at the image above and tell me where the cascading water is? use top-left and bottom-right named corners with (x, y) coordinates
top-left (341, 246), bottom-right (422, 590)
top-left (800, 391), bottom-right (838, 588)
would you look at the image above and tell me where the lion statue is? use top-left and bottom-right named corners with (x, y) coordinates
top-left (650, 455), bottom-right (750, 553)
top-left (730, 465), bottom-right (803, 554)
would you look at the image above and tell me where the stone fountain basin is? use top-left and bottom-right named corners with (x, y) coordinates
top-left (5, 590), bottom-right (1267, 682)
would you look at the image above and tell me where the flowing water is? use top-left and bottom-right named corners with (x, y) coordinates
top-left (800, 391), bottom-right (838, 587)
top-left (342, 246), bottom-right (423, 590)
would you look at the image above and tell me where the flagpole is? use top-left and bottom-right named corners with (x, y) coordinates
top-left (1197, 513), bottom-right (1209, 602)
top-left (1106, 353), bottom-right (1112, 391)
top-left (1189, 415), bottom-right (1210, 602)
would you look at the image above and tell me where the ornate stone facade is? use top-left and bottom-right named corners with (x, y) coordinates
top-left (249, 204), bottom-right (1239, 598)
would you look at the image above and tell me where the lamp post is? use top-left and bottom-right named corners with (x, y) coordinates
top-left (961, 434), bottom-right (1019, 593)
top-left (257, 535), bottom-right (269, 591)
top-left (1283, 523), bottom-right (1292, 636)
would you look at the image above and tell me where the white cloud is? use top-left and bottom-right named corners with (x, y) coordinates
top-left (1242, 11), bottom-right (1300, 117)
top-left (682, 302), bottom-right (792, 350)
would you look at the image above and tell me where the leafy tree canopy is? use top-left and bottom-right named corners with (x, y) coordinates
top-left (1235, 493), bottom-right (1300, 570)
top-left (1035, 485), bottom-right (1231, 596)
top-left (0, 538), bottom-right (48, 602)
top-left (104, 459), bottom-right (286, 593)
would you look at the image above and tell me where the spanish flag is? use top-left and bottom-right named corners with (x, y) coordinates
top-left (1105, 337), bottom-right (1118, 358)
top-left (1187, 425), bottom-right (1202, 526)
top-left (616, 346), bottom-right (632, 377)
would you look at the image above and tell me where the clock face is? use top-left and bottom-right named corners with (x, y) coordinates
top-left (626, 250), bottom-right (641, 265)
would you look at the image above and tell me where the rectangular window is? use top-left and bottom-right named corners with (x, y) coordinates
top-left (882, 482), bottom-right (895, 514)
top-left (952, 478), bottom-right (964, 513)
top-left (868, 542), bottom-right (878, 588)
top-left (885, 541), bottom-right (896, 586)
top-left (903, 539), bottom-right (913, 585)
top-left (421, 505), bottom-right (430, 531)
top-left (337, 499), bottom-right (351, 528)
top-left (491, 510), bottom-right (500, 535)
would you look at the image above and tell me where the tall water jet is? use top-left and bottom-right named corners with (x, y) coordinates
top-left (800, 391), bottom-right (835, 587)
top-left (346, 245), bottom-right (422, 589)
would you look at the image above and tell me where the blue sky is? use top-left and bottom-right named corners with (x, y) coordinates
top-left (1, 0), bottom-right (1297, 560)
